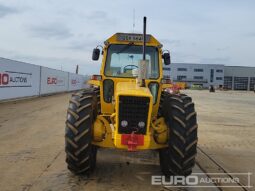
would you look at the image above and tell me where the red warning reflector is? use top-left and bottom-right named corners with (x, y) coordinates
top-left (121, 133), bottom-right (144, 151)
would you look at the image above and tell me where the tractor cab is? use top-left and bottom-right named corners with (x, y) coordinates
top-left (90, 32), bottom-right (170, 116)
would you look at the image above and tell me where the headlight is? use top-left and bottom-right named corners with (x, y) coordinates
top-left (121, 120), bottom-right (128, 127)
top-left (138, 121), bottom-right (145, 128)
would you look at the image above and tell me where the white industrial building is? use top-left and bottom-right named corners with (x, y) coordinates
top-left (163, 63), bottom-right (255, 90)
top-left (163, 63), bottom-right (224, 88)
top-left (224, 66), bottom-right (255, 91)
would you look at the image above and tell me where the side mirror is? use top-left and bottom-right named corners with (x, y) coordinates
top-left (162, 52), bottom-right (171, 65)
top-left (92, 48), bottom-right (100, 61)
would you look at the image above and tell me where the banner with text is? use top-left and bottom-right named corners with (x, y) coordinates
top-left (0, 58), bottom-right (40, 100)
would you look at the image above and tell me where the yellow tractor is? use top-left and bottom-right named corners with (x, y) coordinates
top-left (65, 17), bottom-right (198, 176)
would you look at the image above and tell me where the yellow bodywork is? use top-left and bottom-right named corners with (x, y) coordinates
top-left (115, 82), bottom-right (152, 149)
top-left (90, 33), bottom-right (169, 150)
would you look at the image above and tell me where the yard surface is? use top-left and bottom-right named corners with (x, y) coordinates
top-left (184, 90), bottom-right (255, 189)
top-left (0, 90), bottom-right (254, 190)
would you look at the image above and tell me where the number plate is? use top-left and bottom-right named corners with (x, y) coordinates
top-left (116, 33), bottom-right (150, 42)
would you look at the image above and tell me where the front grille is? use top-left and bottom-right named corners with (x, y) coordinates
top-left (118, 96), bottom-right (150, 134)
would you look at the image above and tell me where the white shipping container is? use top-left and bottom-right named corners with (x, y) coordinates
top-left (40, 67), bottom-right (69, 94)
top-left (0, 58), bottom-right (40, 100)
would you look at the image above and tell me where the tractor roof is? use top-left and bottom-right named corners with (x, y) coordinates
top-left (104, 33), bottom-right (163, 48)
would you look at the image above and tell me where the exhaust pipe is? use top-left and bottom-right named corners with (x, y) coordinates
top-left (143, 17), bottom-right (146, 61)
top-left (138, 16), bottom-right (147, 87)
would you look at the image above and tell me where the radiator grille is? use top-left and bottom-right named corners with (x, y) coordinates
top-left (118, 96), bottom-right (150, 134)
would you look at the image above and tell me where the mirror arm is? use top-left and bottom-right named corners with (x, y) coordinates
top-left (96, 45), bottom-right (104, 55)
top-left (96, 45), bottom-right (103, 49)
top-left (162, 50), bottom-right (170, 55)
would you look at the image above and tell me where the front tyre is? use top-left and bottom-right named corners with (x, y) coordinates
top-left (159, 92), bottom-right (198, 176)
top-left (65, 89), bottom-right (98, 175)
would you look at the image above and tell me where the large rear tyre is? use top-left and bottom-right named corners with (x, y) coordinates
top-left (65, 88), bottom-right (98, 175)
top-left (159, 92), bottom-right (198, 176)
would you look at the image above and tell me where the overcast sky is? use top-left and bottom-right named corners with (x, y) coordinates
top-left (0, 0), bottom-right (254, 74)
